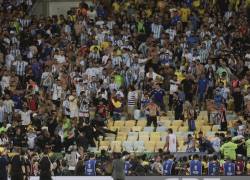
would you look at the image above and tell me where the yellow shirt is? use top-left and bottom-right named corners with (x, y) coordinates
top-left (247, 0), bottom-right (250, 7)
top-left (112, 2), bottom-right (120, 12)
top-left (175, 71), bottom-right (185, 82)
top-left (193, 0), bottom-right (200, 7)
top-left (90, 45), bottom-right (101, 52)
top-left (180, 8), bottom-right (191, 22)
top-left (145, 9), bottom-right (152, 17)
top-left (101, 41), bottom-right (110, 50)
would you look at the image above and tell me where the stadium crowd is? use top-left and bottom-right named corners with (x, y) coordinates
top-left (0, 0), bottom-right (250, 179)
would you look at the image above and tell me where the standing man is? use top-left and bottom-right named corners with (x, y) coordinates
top-left (164, 128), bottom-right (177, 153)
top-left (0, 148), bottom-right (8, 180)
top-left (85, 153), bottom-right (97, 176)
top-left (112, 153), bottom-right (125, 180)
top-left (150, 83), bottom-right (165, 111)
top-left (169, 75), bottom-right (180, 110)
top-left (39, 148), bottom-right (52, 180)
top-left (196, 74), bottom-right (208, 110)
top-left (145, 98), bottom-right (160, 127)
top-left (9, 148), bottom-right (25, 180)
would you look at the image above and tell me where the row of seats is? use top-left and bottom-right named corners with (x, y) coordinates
top-left (108, 123), bottom-right (219, 134)
top-left (99, 140), bottom-right (168, 152)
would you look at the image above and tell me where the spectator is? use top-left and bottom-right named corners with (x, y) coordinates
top-left (164, 128), bottom-right (177, 153)
top-left (145, 98), bottom-right (160, 128)
top-left (39, 148), bottom-right (52, 180)
top-left (112, 153), bottom-right (125, 180)
top-left (0, 148), bottom-right (8, 180)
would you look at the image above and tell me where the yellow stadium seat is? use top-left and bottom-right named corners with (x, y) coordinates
top-left (127, 135), bottom-right (138, 141)
top-left (163, 120), bottom-right (172, 128)
top-left (155, 141), bottom-right (165, 152)
top-left (110, 141), bottom-right (122, 152)
top-left (172, 120), bottom-right (183, 127)
top-left (150, 132), bottom-right (161, 141)
top-left (119, 126), bottom-right (131, 132)
top-left (139, 131), bottom-right (149, 136)
top-left (200, 125), bottom-right (212, 134)
top-left (167, 111), bottom-right (174, 116)
top-left (160, 116), bottom-right (170, 121)
top-left (196, 119), bottom-right (206, 127)
top-left (114, 120), bottom-right (125, 127)
top-left (117, 132), bottom-right (128, 137)
top-left (168, 126), bottom-right (178, 132)
top-left (104, 136), bottom-right (116, 141)
top-left (132, 126), bottom-right (143, 132)
top-left (99, 140), bottom-right (110, 147)
top-left (178, 140), bottom-right (186, 152)
top-left (99, 141), bottom-right (110, 151)
top-left (139, 135), bottom-right (150, 141)
top-left (125, 120), bottom-right (136, 127)
top-left (212, 125), bottom-right (220, 132)
top-left (139, 132), bottom-right (150, 141)
top-left (137, 120), bottom-right (147, 127)
top-left (178, 126), bottom-right (189, 132)
top-left (107, 120), bottom-right (114, 128)
top-left (160, 132), bottom-right (168, 141)
top-left (109, 126), bottom-right (120, 132)
top-left (116, 136), bottom-right (127, 141)
top-left (144, 141), bottom-right (156, 152)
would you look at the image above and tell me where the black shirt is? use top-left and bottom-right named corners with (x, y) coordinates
top-left (0, 155), bottom-right (8, 179)
top-left (181, 79), bottom-right (194, 94)
top-left (10, 155), bottom-right (24, 176)
top-left (39, 156), bottom-right (51, 175)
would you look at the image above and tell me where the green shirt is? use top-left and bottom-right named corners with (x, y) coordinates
top-left (220, 141), bottom-right (238, 160)
top-left (246, 139), bottom-right (250, 157)
top-left (114, 75), bottom-right (123, 88)
top-left (0, 127), bottom-right (7, 134)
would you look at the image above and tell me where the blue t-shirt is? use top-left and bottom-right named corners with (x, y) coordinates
top-left (190, 160), bottom-right (202, 176)
top-left (197, 78), bottom-right (208, 94)
top-left (124, 161), bottom-right (132, 175)
top-left (151, 89), bottom-right (165, 103)
top-left (85, 159), bottom-right (96, 176)
top-left (163, 159), bottom-right (174, 175)
top-left (12, 95), bottom-right (22, 110)
top-left (208, 161), bottom-right (220, 175)
top-left (224, 162), bottom-right (235, 176)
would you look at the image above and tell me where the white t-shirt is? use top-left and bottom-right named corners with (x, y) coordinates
top-left (27, 133), bottom-right (37, 149)
top-left (62, 100), bottom-right (70, 116)
top-left (54, 55), bottom-right (66, 64)
top-left (20, 110), bottom-right (32, 125)
top-left (211, 137), bottom-right (221, 153)
top-left (52, 84), bottom-right (63, 100)
top-left (168, 134), bottom-right (177, 153)
top-left (5, 54), bottom-right (15, 69)
top-left (3, 100), bottom-right (14, 113)
top-left (169, 80), bottom-right (180, 95)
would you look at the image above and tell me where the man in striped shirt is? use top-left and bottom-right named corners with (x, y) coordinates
top-left (127, 86), bottom-right (138, 119)
top-left (12, 59), bottom-right (28, 77)
top-left (199, 43), bottom-right (209, 64)
top-left (151, 18), bottom-right (163, 39)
